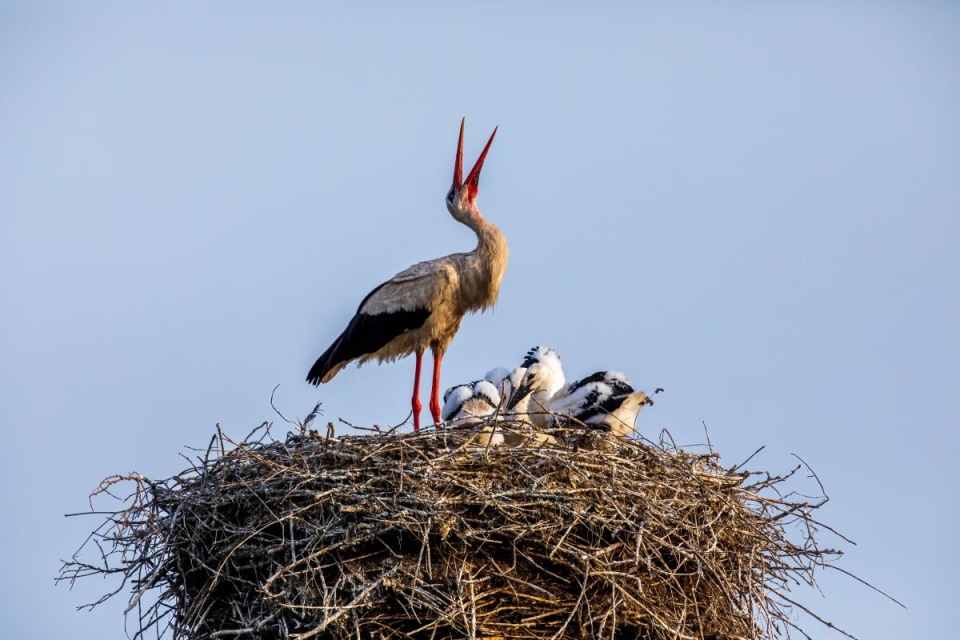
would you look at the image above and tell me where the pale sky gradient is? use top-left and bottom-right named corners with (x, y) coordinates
top-left (2, 3), bottom-right (958, 639)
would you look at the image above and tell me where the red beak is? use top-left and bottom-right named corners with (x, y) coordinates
top-left (452, 119), bottom-right (498, 195)
top-left (453, 117), bottom-right (465, 190)
top-left (463, 126), bottom-right (498, 195)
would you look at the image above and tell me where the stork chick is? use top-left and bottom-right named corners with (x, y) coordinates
top-left (551, 371), bottom-right (654, 437)
top-left (306, 119), bottom-right (508, 430)
top-left (441, 379), bottom-right (502, 423)
top-left (507, 346), bottom-right (566, 425)
top-left (441, 378), bottom-right (505, 446)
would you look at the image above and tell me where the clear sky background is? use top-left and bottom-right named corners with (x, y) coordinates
top-left (2, 3), bottom-right (958, 638)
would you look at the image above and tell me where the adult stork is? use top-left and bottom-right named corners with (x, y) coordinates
top-left (306, 119), bottom-right (508, 430)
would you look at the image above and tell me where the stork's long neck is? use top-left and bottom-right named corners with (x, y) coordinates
top-left (461, 208), bottom-right (509, 311)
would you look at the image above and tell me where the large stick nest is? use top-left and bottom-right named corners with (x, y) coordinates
top-left (60, 420), bottom-right (853, 640)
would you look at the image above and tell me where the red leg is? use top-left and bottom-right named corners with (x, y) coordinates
top-left (429, 352), bottom-right (443, 426)
top-left (411, 351), bottom-right (423, 431)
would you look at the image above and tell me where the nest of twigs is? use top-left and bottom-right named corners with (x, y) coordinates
top-left (59, 419), bottom-right (856, 640)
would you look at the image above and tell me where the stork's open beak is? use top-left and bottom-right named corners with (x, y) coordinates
top-left (453, 118), bottom-right (498, 195)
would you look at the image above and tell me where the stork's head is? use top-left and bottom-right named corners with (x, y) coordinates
top-left (446, 118), bottom-right (498, 220)
top-left (508, 350), bottom-right (566, 412)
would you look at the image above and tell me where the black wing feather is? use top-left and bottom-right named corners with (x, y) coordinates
top-left (575, 393), bottom-right (630, 429)
top-left (306, 285), bottom-right (431, 386)
top-left (564, 371), bottom-right (609, 395)
top-left (567, 373), bottom-right (636, 427)
top-left (520, 346), bottom-right (542, 368)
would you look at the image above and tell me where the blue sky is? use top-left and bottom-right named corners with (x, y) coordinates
top-left (2, 3), bottom-right (957, 638)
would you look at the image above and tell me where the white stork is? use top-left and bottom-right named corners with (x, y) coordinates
top-left (549, 371), bottom-right (654, 437)
top-left (440, 363), bottom-right (521, 422)
top-left (506, 346), bottom-right (566, 419)
top-left (439, 378), bottom-right (506, 447)
top-left (441, 379), bottom-right (502, 423)
top-left (306, 119), bottom-right (508, 430)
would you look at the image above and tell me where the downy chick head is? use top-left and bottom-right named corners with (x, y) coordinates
top-left (508, 349), bottom-right (566, 414)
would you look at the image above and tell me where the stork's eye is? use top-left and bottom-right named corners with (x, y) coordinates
top-left (446, 188), bottom-right (455, 203)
